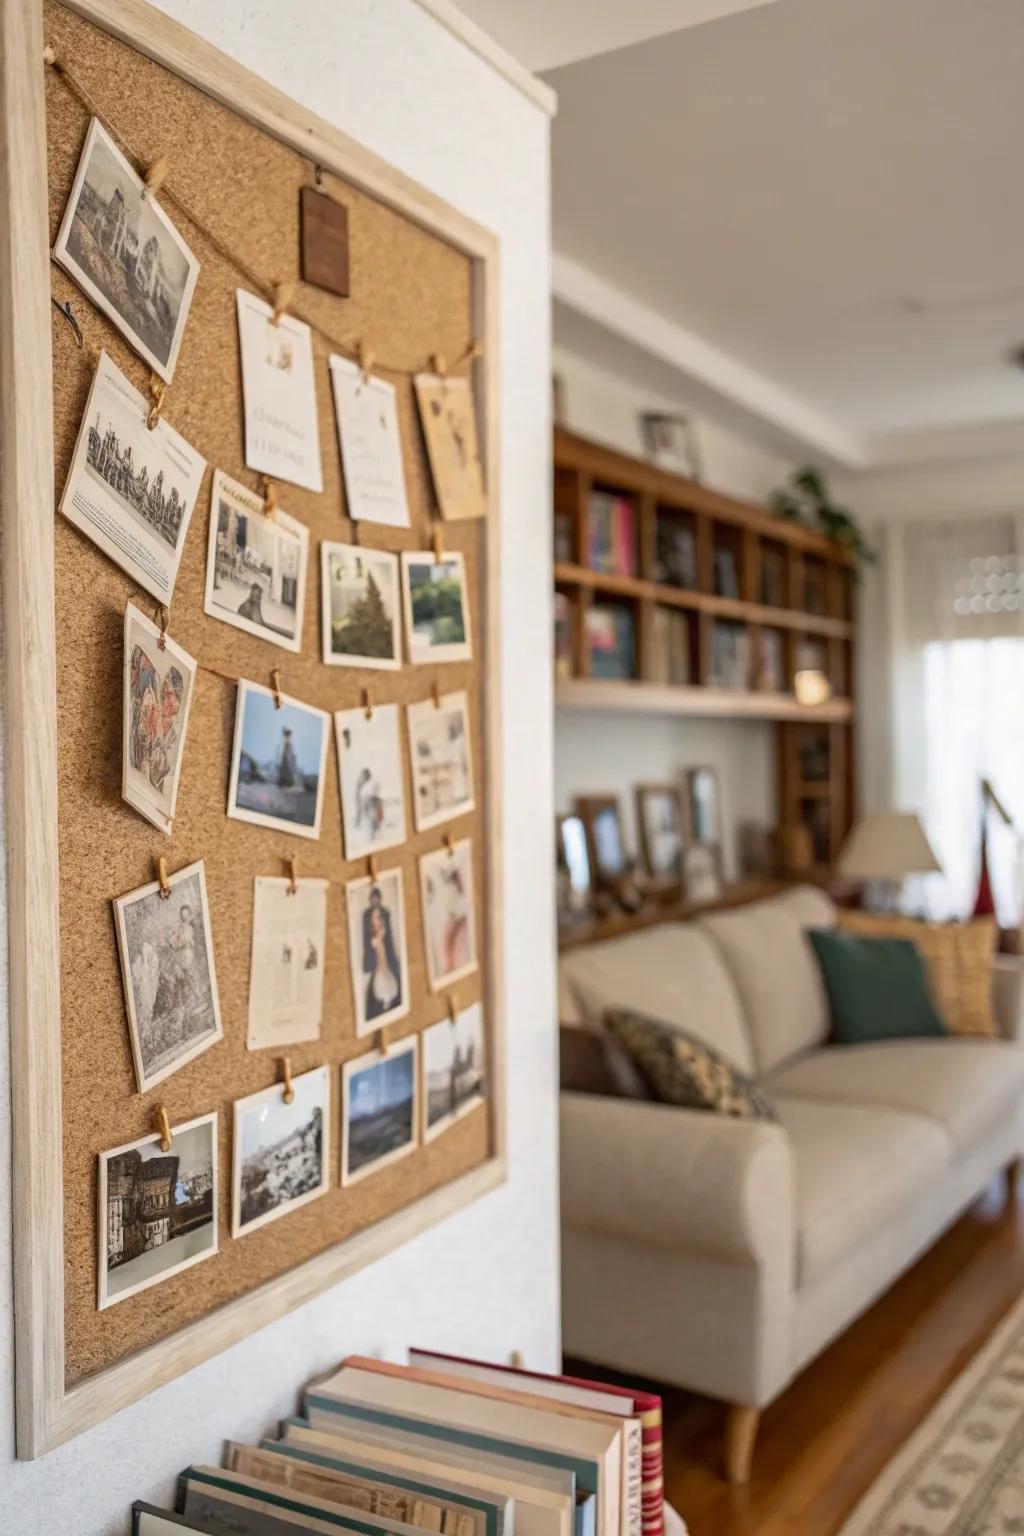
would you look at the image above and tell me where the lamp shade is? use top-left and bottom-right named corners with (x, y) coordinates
top-left (838, 812), bottom-right (942, 881)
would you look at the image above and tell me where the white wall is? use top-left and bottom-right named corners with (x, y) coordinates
top-left (0, 6), bottom-right (558, 1532)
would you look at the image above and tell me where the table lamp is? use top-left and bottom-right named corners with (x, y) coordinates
top-left (838, 811), bottom-right (941, 912)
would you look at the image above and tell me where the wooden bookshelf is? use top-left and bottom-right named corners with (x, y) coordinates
top-left (557, 878), bottom-right (791, 953)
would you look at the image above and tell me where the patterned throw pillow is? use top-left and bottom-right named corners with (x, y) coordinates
top-left (835, 911), bottom-right (997, 1037)
top-left (604, 1007), bottom-right (778, 1122)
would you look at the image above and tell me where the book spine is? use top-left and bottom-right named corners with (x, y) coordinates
top-left (621, 1419), bottom-right (642, 1536)
top-left (638, 1411), bottom-right (663, 1536)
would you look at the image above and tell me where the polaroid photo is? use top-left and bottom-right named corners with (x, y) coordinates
top-left (247, 876), bottom-right (328, 1050)
top-left (423, 1002), bottom-right (486, 1143)
top-left (52, 117), bottom-right (199, 382)
top-left (321, 541), bottom-right (401, 670)
top-left (401, 550), bottom-right (472, 665)
top-left (334, 703), bottom-right (407, 860)
top-left (122, 601), bottom-right (196, 835)
top-left (112, 858), bottom-right (223, 1094)
top-left (132, 1506), bottom-right (210, 1536)
top-left (236, 288), bottom-right (323, 492)
top-left (413, 372), bottom-right (486, 522)
top-left (204, 469), bottom-right (309, 654)
top-left (345, 868), bottom-right (410, 1036)
top-left (97, 1110), bottom-right (218, 1310)
top-left (342, 1034), bottom-right (418, 1186)
top-left (407, 689), bottom-right (475, 832)
top-left (329, 354), bottom-right (410, 528)
top-left (419, 838), bottom-right (478, 991)
top-left (227, 680), bottom-right (330, 841)
top-left (232, 1063), bottom-right (330, 1238)
top-left (59, 350), bottom-right (207, 604)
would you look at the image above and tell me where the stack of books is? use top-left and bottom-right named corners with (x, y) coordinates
top-left (131, 1351), bottom-right (687, 1536)
top-left (588, 493), bottom-right (637, 578)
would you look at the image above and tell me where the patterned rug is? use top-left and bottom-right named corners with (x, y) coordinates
top-left (840, 1291), bottom-right (1024, 1535)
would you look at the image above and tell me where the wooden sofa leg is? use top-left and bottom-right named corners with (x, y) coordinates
top-left (724, 1404), bottom-right (761, 1486)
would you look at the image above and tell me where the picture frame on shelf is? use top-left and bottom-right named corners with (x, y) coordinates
top-left (635, 783), bottom-right (685, 884)
top-left (556, 813), bottom-right (592, 923)
top-left (685, 766), bottom-right (724, 882)
top-left (575, 794), bottom-right (628, 888)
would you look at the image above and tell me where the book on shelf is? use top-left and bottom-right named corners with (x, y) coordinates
top-left (588, 493), bottom-right (636, 578)
top-left (585, 606), bottom-right (635, 682)
top-left (554, 592), bottom-right (574, 680)
top-left (554, 510), bottom-right (574, 565)
top-left (652, 520), bottom-right (696, 590)
top-left (710, 621), bottom-right (750, 689)
top-left (647, 608), bottom-right (690, 687)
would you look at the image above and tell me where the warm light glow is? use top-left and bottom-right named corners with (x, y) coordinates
top-left (794, 668), bottom-right (831, 707)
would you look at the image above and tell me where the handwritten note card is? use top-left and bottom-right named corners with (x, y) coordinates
top-left (329, 354), bottom-right (410, 528)
top-left (236, 289), bottom-right (323, 493)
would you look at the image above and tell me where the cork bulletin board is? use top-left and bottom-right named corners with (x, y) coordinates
top-left (3, 0), bottom-right (504, 1458)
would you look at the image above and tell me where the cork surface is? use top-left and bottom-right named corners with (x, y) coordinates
top-left (44, 1), bottom-right (492, 1388)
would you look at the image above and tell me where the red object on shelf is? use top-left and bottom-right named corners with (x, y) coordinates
top-left (973, 825), bottom-right (997, 918)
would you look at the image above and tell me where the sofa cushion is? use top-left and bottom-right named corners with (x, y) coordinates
top-left (836, 910), bottom-right (998, 1037)
top-left (775, 1096), bottom-right (950, 1286)
top-left (559, 1024), bottom-right (652, 1100)
top-left (558, 923), bottom-right (754, 1073)
top-left (808, 929), bottom-right (948, 1043)
top-left (768, 1038), bottom-right (1024, 1154)
top-left (605, 1008), bottom-right (779, 1122)
top-left (698, 886), bottom-right (837, 1074)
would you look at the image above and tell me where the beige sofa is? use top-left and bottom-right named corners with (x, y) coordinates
top-left (558, 887), bottom-right (1024, 1482)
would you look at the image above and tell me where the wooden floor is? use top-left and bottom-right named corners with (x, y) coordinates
top-left (567, 1174), bottom-right (1024, 1536)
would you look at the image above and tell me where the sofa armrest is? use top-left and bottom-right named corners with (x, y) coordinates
top-left (560, 1093), bottom-right (795, 1266)
top-left (993, 956), bottom-right (1024, 1042)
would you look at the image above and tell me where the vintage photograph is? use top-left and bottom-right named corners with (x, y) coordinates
top-left (329, 354), bottom-right (411, 528)
top-left (334, 702), bottom-right (407, 860)
top-left (636, 783), bottom-right (685, 881)
top-left (401, 550), bottom-right (472, 665)
top-left (237, 288), bottom-right (323, 493)
top-left (342, 1035), bottom-right (418, 1185)
top-left (423, 1002), bottom-right (486, 1142)
top-left (53, 117), bottom-right (199, 381)
top-left (321, 542), bottom-right (401, 670)
top-left (232, 1064), bottom-right (330, 1237)
top-left (247, 876), bottom-right (328, 1050)
top-left (59, 350), bottom-right (207, 604)
top-left (227, 681), bottom-right (330, 840)
top-left (345, 869), bottom-right (410, 1036)
top-left (413, 372), bottom-right (486, 521)
top-left (122, 601), bottom-right (196, 835)
top-left (204, 470), bottom-right (309, 654)
top-left (419, 838), bottom-right (478, 991)
top-left (407, 690), bottom-right (475, 833)
top-left (113, 859), bottom-right (223, 1094)
top-left (98, 1111), bottom-right (218, 1309)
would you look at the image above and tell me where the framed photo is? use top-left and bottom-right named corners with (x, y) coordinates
top-left (227, 680), bottom-right (330, 840)
top-left (639, 411), bottom-right (702, 481)
top-left (342, 1034), bottom-right (418, 1186)
top-left (413, 372), bottom-right (486, 521)
top-left (687, 765), bottom-right (723, 850)
top-left (236, 287), bottom-right (323, 493)
top-left (204, 469), bottom-right (309, 654)
top-left (407, 690), bottom-right (475, 832)
top-left (132, 1506), bottom-right (208, 1536)
top-left (232, 1064), bottom-right (330, 1238)
top-left (329, 354), bottom-right (410, 528)
top-left (334, 702), bottom-right (407, 859)
top-left (635, 783), bottom-right (685, 882)
top-left (112, 858), bottom-right (222, 1094)
top-left (321, 542), bottom-right (401, 670)
top-left (423, 1002), bottom-right (486, 1142)
top-left (345, 868), bottom-right (410, 1036)
top-left (556, 814), bottom-right (592, 919)
top-left (419, 838), bottom-right (478, 991)
top-left (52, 116), bottom-right (199, 382)
top-left (97, 1111), bottom-right (217, 1310)
top-left (246, 876), bottom-right (328, 1050)
top-left (122, 601), bottom-right (196, 835)
top-left (401, 550), bottom-right (472, 665)
top-left (575, 795), bottom-right (627, 887)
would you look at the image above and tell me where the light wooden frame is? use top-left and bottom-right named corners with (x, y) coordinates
top-left (1, 0), bottom-right (505, 1459)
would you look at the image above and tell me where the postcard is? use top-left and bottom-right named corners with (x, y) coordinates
top-left (122, 601), bottom-right (196, 835)
top-left (342, 1034), bottom-right (418, 1186)
top-left (53, 117), bottom-right (199, 382)
top-left (112, 858), bottom-right (223, 1093)
top-left (423, 1002), bottom-right (486, 1142)
top-left (97, 1110), bottom-right (217, 1309)
top-left (334, 702), bottom-right (407, 860)
top-left (247, 876), bottom-right (328, 1050)
top-left (205, 469), bottom-right (309, 654)
top-left (227, 680), bottom-right (330, 841)
top-left (329, 354), bottom-right (410, 527)
top-left (59, 350), bottom-right (206, 603)
top-left (345, 868), bottom-right (410, 1036)
top-left (419, 838), bottom-right (478, 991)
top-left (237, 288), bottom-right (323, 493)
top-left (413, 371), bottom-right (486, 521)
top-left (321, 541), bottom-right (401, 670)
top-left (232, 1064), bottom-right (330, 1238)
top-left (132, 1506), bottom-right (208, 1536)
top-left (407, 690), bottom-right (475, 832)
top-left (401, 550), bottom-right (472, 665)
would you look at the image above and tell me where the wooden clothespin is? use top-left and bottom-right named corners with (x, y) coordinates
top-left (313, 163), bottom-right (325, 194)
top-left (154, 603), bottom-right (169, 651)
top-left (143, 156), bottom-right (169, 199)
top-left (280, 1056), bottom-right (295, 1104)
top-left (271, 281), bottom-right (294, 326)
top-left (432, 525), bottom-right (444, 563)
top-left (147, 374), bottom-right (166, 431)
top-left (446, 992), bottom-right (458, 1025)
top-left (442, 833), bottom-right (455, 858)
top-left (431, 681), bottom-right (442, 710)
top-left (286, 856), bottom-right (298, 894)
top-left (377, 1025), bottom-right (390, 1057)
top-left (358, 340), bottom-right (374, 386)
top-left (271, 669), bottom-right (283, 709)
top-left (432, 351), bottom-right (447, 378)
top-left (361, 686), bottom-right (373, 719)
top-left (260, 475), bottom-right (278, 519)
top-left (156, 855), bottom-right (171, 900)
top-left (367, 852), bottom-right (379, 880)
top-left (154, 1104), bottom-right (172, 1152)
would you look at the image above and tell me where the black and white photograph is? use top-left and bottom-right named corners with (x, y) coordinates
top-left (59, 350), bottom-right (207, 604)
top-left (407, 690), bottom-right (475, 832)
top-left (335, 702), bottom-right (407, 860)
top-left (321, 542), bottom-right (401, 670)
top-left (401, 550), bottom-right (472, 665)
top-left (204, 470), bottom-right (309, 654)
top-left (122, 601), bottom-right (196, 835)
top-left (423, 1002), bottom-right (486, 1142)
top-left (345, 869), bottom-right (410, 1036)
top-left (419, 838), bottom-right (478, 991)
top-left (232, 1064), bottom-right (330, 1238)
top-left (237, 288), bottom-right (323, 493)
top-left (227, 680), bottom-right (330, 841)
top-left (636, 783), bottom-right (685, 881)
top-left (98, 1111), bottom-right (217, 1309)
top-left (247, 876), bottom-right (328, 1050)
top-left (329, 354), bottom-right (411, 528)
top-left (342, 1035), bottom-right (418, 1185)
top-left (53, 117), bottom-right (200, 381)
top-left (113, 859), bottom-right (223, 1094)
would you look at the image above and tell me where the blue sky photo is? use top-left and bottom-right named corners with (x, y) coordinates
top-left (240, 690), bottom-right (324, 779)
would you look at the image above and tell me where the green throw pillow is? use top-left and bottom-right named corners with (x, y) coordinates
top-left (604, 1008), bottom-right (779, 1122)
top-left (808, 929), bottom-right (948, 1044)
